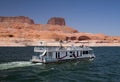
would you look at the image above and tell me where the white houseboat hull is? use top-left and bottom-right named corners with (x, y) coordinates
top-left (31, 46), bottom-right (95, 63)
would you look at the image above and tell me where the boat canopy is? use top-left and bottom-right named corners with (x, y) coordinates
top-left (34, 46), bottom-right (93, 52)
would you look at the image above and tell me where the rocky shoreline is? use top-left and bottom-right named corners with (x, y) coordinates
top-left (0, 40), bottom-right (120, 47)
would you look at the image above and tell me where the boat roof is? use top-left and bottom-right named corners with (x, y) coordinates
top-left (34, 46), bottom-right (93, 52)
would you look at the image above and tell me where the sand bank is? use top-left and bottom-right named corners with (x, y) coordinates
top-left (0, 40), bottom-right (120, 47)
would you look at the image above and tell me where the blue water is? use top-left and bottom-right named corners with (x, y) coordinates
top-left (0, 47), bottom-right (120, 82)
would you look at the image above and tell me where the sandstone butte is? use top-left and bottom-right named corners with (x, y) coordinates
top-left (0, 16), bottom-right (120, 46)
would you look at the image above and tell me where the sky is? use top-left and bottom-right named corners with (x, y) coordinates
top-left (0, 0), bottom-right (120, 36)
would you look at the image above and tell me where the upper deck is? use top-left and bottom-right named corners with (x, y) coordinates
top-left (34, 46), bottom-right (93, 52)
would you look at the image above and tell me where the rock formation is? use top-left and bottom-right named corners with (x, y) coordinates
top-left (0, 16), bottom-right (120, 46)
top-left (0, 16), bottom-right (34, 24)
top-left (47, 17), bottom-right (65, 26)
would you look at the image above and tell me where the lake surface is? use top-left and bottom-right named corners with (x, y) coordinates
top-left (0, 47), bottom-right (120, 82)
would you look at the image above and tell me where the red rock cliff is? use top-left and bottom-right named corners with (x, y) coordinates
top-left (47, 17), bottom-right (65, 26)
top-left (0, 16), bottom-right (34, 24)
top-left (0, 16), bottom-right (120, 43)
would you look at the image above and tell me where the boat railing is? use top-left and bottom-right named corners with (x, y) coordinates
top-left (34, 47), bottom-right (45, 52)
top-left (34, 46), bottom-right (60, 52)
top-left (66, 45), bottom-right (91, 50)
top-left (34, 45), bottom-right (92, 52)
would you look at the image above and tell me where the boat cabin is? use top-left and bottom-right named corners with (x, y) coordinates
top-left (31, 46), bottom-right (95, 63)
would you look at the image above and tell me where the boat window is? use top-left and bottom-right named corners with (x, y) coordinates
top-left (58, 52), bottom-right (60, 58)
top-left (66, 52), bottom-right (67, 56)
top-left (77, 51), bottom-right (79, 57)
top-left (83, 51), bottom-right (88, 54)
top-left (69, 51), bottom-right (72, 57)
top-left (70, 55), bottom-right (73, 57)
top-left (83, 51), bottom-right (85, 54)
top-left (86, 51), bottom-right (88, 54)
top-left (56, 52), bottom-right (57, 58)
top-left (69, 51), bottom-right (76, 57)
top-left (56, 52), bottom-right (60, 58)
top-left (70, 51), bottom-right (72, 53)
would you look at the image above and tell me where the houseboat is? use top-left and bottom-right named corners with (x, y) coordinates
top-left (31, 43), bottom-right (95, 63)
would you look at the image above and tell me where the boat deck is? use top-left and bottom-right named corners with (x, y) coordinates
top-left (34, 46), bottom-right (93, 52)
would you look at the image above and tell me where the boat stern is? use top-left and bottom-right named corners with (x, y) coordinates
top-left (30, 56), bottom-right (43, 63)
